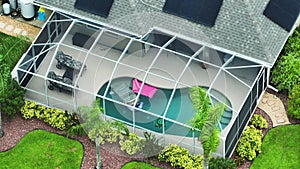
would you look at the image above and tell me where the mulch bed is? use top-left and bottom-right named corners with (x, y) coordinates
top-left (0, 113), bottom-right (172, 169)
top-left (1, 89), bottom-right (299, 169)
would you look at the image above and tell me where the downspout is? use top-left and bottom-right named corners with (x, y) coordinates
top-left (266, 67), bottom-right (279, 92)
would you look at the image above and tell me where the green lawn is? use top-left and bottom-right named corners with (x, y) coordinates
top-left (0, 130), bottom-right (83, 169)
top-left (251, 124), bottom-right (300, 169)
top-left (122, 161), bottom-right (162, 169)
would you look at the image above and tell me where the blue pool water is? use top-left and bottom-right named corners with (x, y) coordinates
top-left (97, 77), bottom-right (232, 137)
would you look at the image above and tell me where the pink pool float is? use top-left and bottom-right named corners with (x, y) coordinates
top-left (132, 79), bottom-right (157, 98)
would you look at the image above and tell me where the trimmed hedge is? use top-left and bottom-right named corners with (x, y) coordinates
top-left (20, 100), bottom-right (78, 130)
top-left (236, 126), bottom-right (263, 160)
top-left (158, 144), bottom-right (203, 169)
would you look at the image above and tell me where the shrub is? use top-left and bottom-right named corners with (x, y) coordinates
top-left (143, 132), bottom-right (163, 157)
top-left (121, 161), bottom-right (161, 169)
top-left (234, 156), bottom-right (246, 167)
top-left (158, 144), bottom-right (203, 169)
top-left (0, 78), bottom-right (25, 117)
top-left (250, 114), bottom-right (268, 129)
top-left (88, 122), bottom-right (124, 144)
top-left (271, 29), bottom-right (300, 92)
top-left (67, 124), bottom-right (86, 137)
top-left (288, 84), bottom-right (300, 119)
top-left (0, 33), bottom-right (30, 117)
top-left (209, 157), bottom-right (236, 169)
top-left (119, 133), bottom-right (145, 155)
top-left (283, 29), bottom-right (300, 54)
top-left (271, 53), bottom-right (300, 92)
top-left (237, 126), bottom-right (263, 160)
top-left (20, 100), bottom-right (76, 130)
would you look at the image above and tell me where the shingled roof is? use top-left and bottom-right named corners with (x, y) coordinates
top-left (33, 0), bottom-right (298, 66)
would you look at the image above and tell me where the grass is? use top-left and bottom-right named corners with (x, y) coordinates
top-left (0, 130), bottom-right (84, 169)
top-left (122, 161), bottom-right (162, 169)
top-left (251, 124), bottom-right (300, 169)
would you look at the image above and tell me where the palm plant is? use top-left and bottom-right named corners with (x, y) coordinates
top-left (76, 100), bottom-right (104, 169)
top-left (190, 86), bottom-right (224, 169)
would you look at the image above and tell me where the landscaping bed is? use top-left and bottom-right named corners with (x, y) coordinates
top-left (0, 113), bottom-right (173, 169)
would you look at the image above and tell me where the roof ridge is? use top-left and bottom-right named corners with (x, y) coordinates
top-left (243, 0), bottom-right (273, 62)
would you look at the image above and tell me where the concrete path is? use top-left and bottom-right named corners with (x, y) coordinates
top-left (258, 92), bottom-right (290, 127)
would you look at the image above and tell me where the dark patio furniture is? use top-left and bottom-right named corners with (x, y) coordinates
top-left (63, 68), bottom-right (74, 81)
top-left (55, 50), bottom-right (87, 74)
top-left (72, 32), bottom-right (95, 49)
top-left (47, 71), bottom-right (73, 93)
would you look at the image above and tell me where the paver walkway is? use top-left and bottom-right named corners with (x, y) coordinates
top-left (0, 16), bottom-right (41, 40)
top-left (258, 91), bottom-right (290, 127)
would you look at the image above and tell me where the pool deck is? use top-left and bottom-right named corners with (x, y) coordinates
top-left (24, 33), bottom-right (249, 117)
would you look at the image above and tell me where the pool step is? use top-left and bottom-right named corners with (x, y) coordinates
top-left (220, 116), bottom-right (231, 125)
top-left (222, 111), bottom-right (232, 118)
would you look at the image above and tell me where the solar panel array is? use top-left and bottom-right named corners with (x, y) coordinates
top-left (74, 0), bottom-right (114, 18)
top-left (263, 0), bottom-right (300, 32)
top-left (163, 0), bottom-right (224, 27)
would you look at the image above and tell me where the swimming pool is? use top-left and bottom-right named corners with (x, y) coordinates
top-left (97, 77), bottom-right (232, 137)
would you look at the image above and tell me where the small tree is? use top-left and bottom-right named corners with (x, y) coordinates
top-left (0, 79), bottom-right (25, 117)
top-left (77, 100), bottom-right (105, 169)
top-left (190, 86), bottom-right (224, 169)
top-left (76, 99), bottom-right (128, 169)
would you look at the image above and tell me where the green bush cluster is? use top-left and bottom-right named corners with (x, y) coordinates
top-left (288, 84), bottom-right (300, 119)
top-left (158, 144), bottom-right (203, 169)
top-left (119, 133), bottom-right (145, 155)
top-left (234, 156), bottom-right (245, 167)
top-left (271, 29), bottom-right (300, 92)
top-left (87, 122), bottom-right (124, 144)
top-left (67, 124), bottom-right (86, 137)
top-left (20, 100), bottom-right (78, 130)
top-left (209, 157), bottom-right (236, 169)
top-left (236, 126), bottom-right (263, 160)
top-left (250, 114), bottom-right (268, 129)
top-left (0, 33), bottom-right (30, 116)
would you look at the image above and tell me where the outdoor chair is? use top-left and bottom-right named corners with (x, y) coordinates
top-left (111, 83), bottom-right (137, 105)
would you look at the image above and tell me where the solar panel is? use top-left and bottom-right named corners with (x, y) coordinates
top-left (74, 0), bottom-right (114, 18)
top-left (163, 0), bottom-right (224, 27)
top-left (263, 0), bottom-right (300, 32)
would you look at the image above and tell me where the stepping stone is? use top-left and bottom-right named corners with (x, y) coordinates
top-left (272, 106), bottom-right (280, 111)
top-left (22, 31), bottom-right (28, 36)
top-left (5, 25), bottom-right (14, 31)
top-left (277, 119), bottom-right (285, 123)
top-left (267, 100), bottom-right (275, 106)
top-left (262, 98), bottom-right (268, 104)
top-left (14, 28), bottom-right (22, 34)
top-left (0, 22), bottom-right (6, 29)
top-left (275, 113), bottom-right (283, 117)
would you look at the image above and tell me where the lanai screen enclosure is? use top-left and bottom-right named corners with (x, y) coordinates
top-left (12, 0), bottom-right (299, 158)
